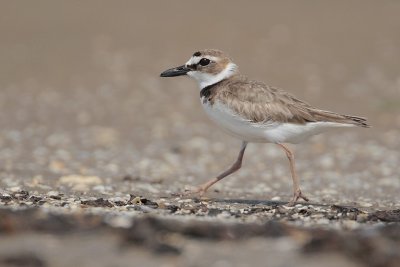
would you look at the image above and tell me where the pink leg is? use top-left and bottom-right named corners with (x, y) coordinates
top-left (277, 143), bottom-right (309, 206)
top-left (186, 141), bottom-right (248, 196)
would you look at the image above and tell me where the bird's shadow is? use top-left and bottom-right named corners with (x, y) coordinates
top-left (196, 197), bottom-right (333, 208)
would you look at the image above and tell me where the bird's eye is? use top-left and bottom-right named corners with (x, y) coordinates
top-left (199, 58), bottom-right (211, 66)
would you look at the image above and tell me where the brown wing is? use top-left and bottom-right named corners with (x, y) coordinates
top-left (213, 76), bottom-right (369, 127)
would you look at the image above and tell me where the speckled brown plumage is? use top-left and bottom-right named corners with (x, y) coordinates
top-left (203, 74), bottom-right (369, 127)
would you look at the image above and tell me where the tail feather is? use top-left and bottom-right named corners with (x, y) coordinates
top-left (309, 109), bottom-right (370, 128)
top-left (343, 115), bottom-right (370, 128)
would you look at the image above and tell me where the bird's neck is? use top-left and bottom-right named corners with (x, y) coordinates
top-left (193, 62), bottom-right (239, 89)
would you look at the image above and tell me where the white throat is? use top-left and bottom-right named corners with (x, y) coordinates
top-left (188, 62), bottom-right (238, 89)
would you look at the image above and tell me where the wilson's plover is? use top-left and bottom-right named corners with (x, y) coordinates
top-left (160, 49), bottom-right (369, 205)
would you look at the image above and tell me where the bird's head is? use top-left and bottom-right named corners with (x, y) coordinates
top-left (160, 49), bottom-right (238, 89)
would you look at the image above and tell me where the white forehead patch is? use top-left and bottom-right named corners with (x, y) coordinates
top-left (185, 56), bottom-right (201, 66)
top-left (185, 55), bottom-right (219, 66)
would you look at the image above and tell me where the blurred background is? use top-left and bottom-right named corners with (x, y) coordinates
top-left (0, 1), bottom-right (399, 202)
top-left (1, 1), bottom-right (400, 267)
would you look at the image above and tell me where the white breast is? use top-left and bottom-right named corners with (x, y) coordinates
top-left (201, 98), bottom-right (353, 144)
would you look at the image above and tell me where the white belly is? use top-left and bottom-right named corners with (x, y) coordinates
top-left (201, 99), bottom-right (353, 144)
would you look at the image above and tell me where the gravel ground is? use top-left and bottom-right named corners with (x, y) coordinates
top-left (1, 191), bottom-right (400, 267)
top-left (1, 1), bottom-right (400, 267)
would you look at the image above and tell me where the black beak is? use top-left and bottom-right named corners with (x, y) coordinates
top-left (160, 65), bottom-right (190, 77)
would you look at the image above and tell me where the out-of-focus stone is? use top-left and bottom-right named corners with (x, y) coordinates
top-left (58, 175), bottom-right (103, 191)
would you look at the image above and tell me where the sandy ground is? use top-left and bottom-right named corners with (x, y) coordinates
top-left (0, 1), bottom-right (400, 267)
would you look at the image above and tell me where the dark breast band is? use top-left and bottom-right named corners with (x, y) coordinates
top-left (199, 80), bottom-right (225, 101)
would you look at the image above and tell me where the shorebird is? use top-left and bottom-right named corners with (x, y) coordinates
top-left (160, 49), bottom-right (369, 205)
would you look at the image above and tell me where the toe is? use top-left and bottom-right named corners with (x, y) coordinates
top-left (298, 191), bottom-right (309, 202)
top-left (288, 189), bottom-right (310, 206)
top-left (181, 185), bottom-right (207, 197)
top-left (301, 195), bottom-right (310, 202)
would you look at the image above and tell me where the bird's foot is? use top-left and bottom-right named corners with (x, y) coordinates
top-left (183, 185), bottom-right (208, 197)
top-left (171, 184), bottom-right (208, 198)
top-left (287, 189), bottom-right (309, 206)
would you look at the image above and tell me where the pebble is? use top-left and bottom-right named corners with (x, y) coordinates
top-left (58, 175), bottom-right (103, 191)
top-left (109, 197), bottom-right (128, 203)
top-left (178, 199), bottom-right (193, 203)
top-left (9, 186), bottom-right (22, 192)
top-left (310, 214), bottom-right (325, 219)
top-left (359, 202), bottom-right (373, 208)
top-left (93, 185), bottom-right (113, 193)
top-left (47, 191), bottom-right (61, 198)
